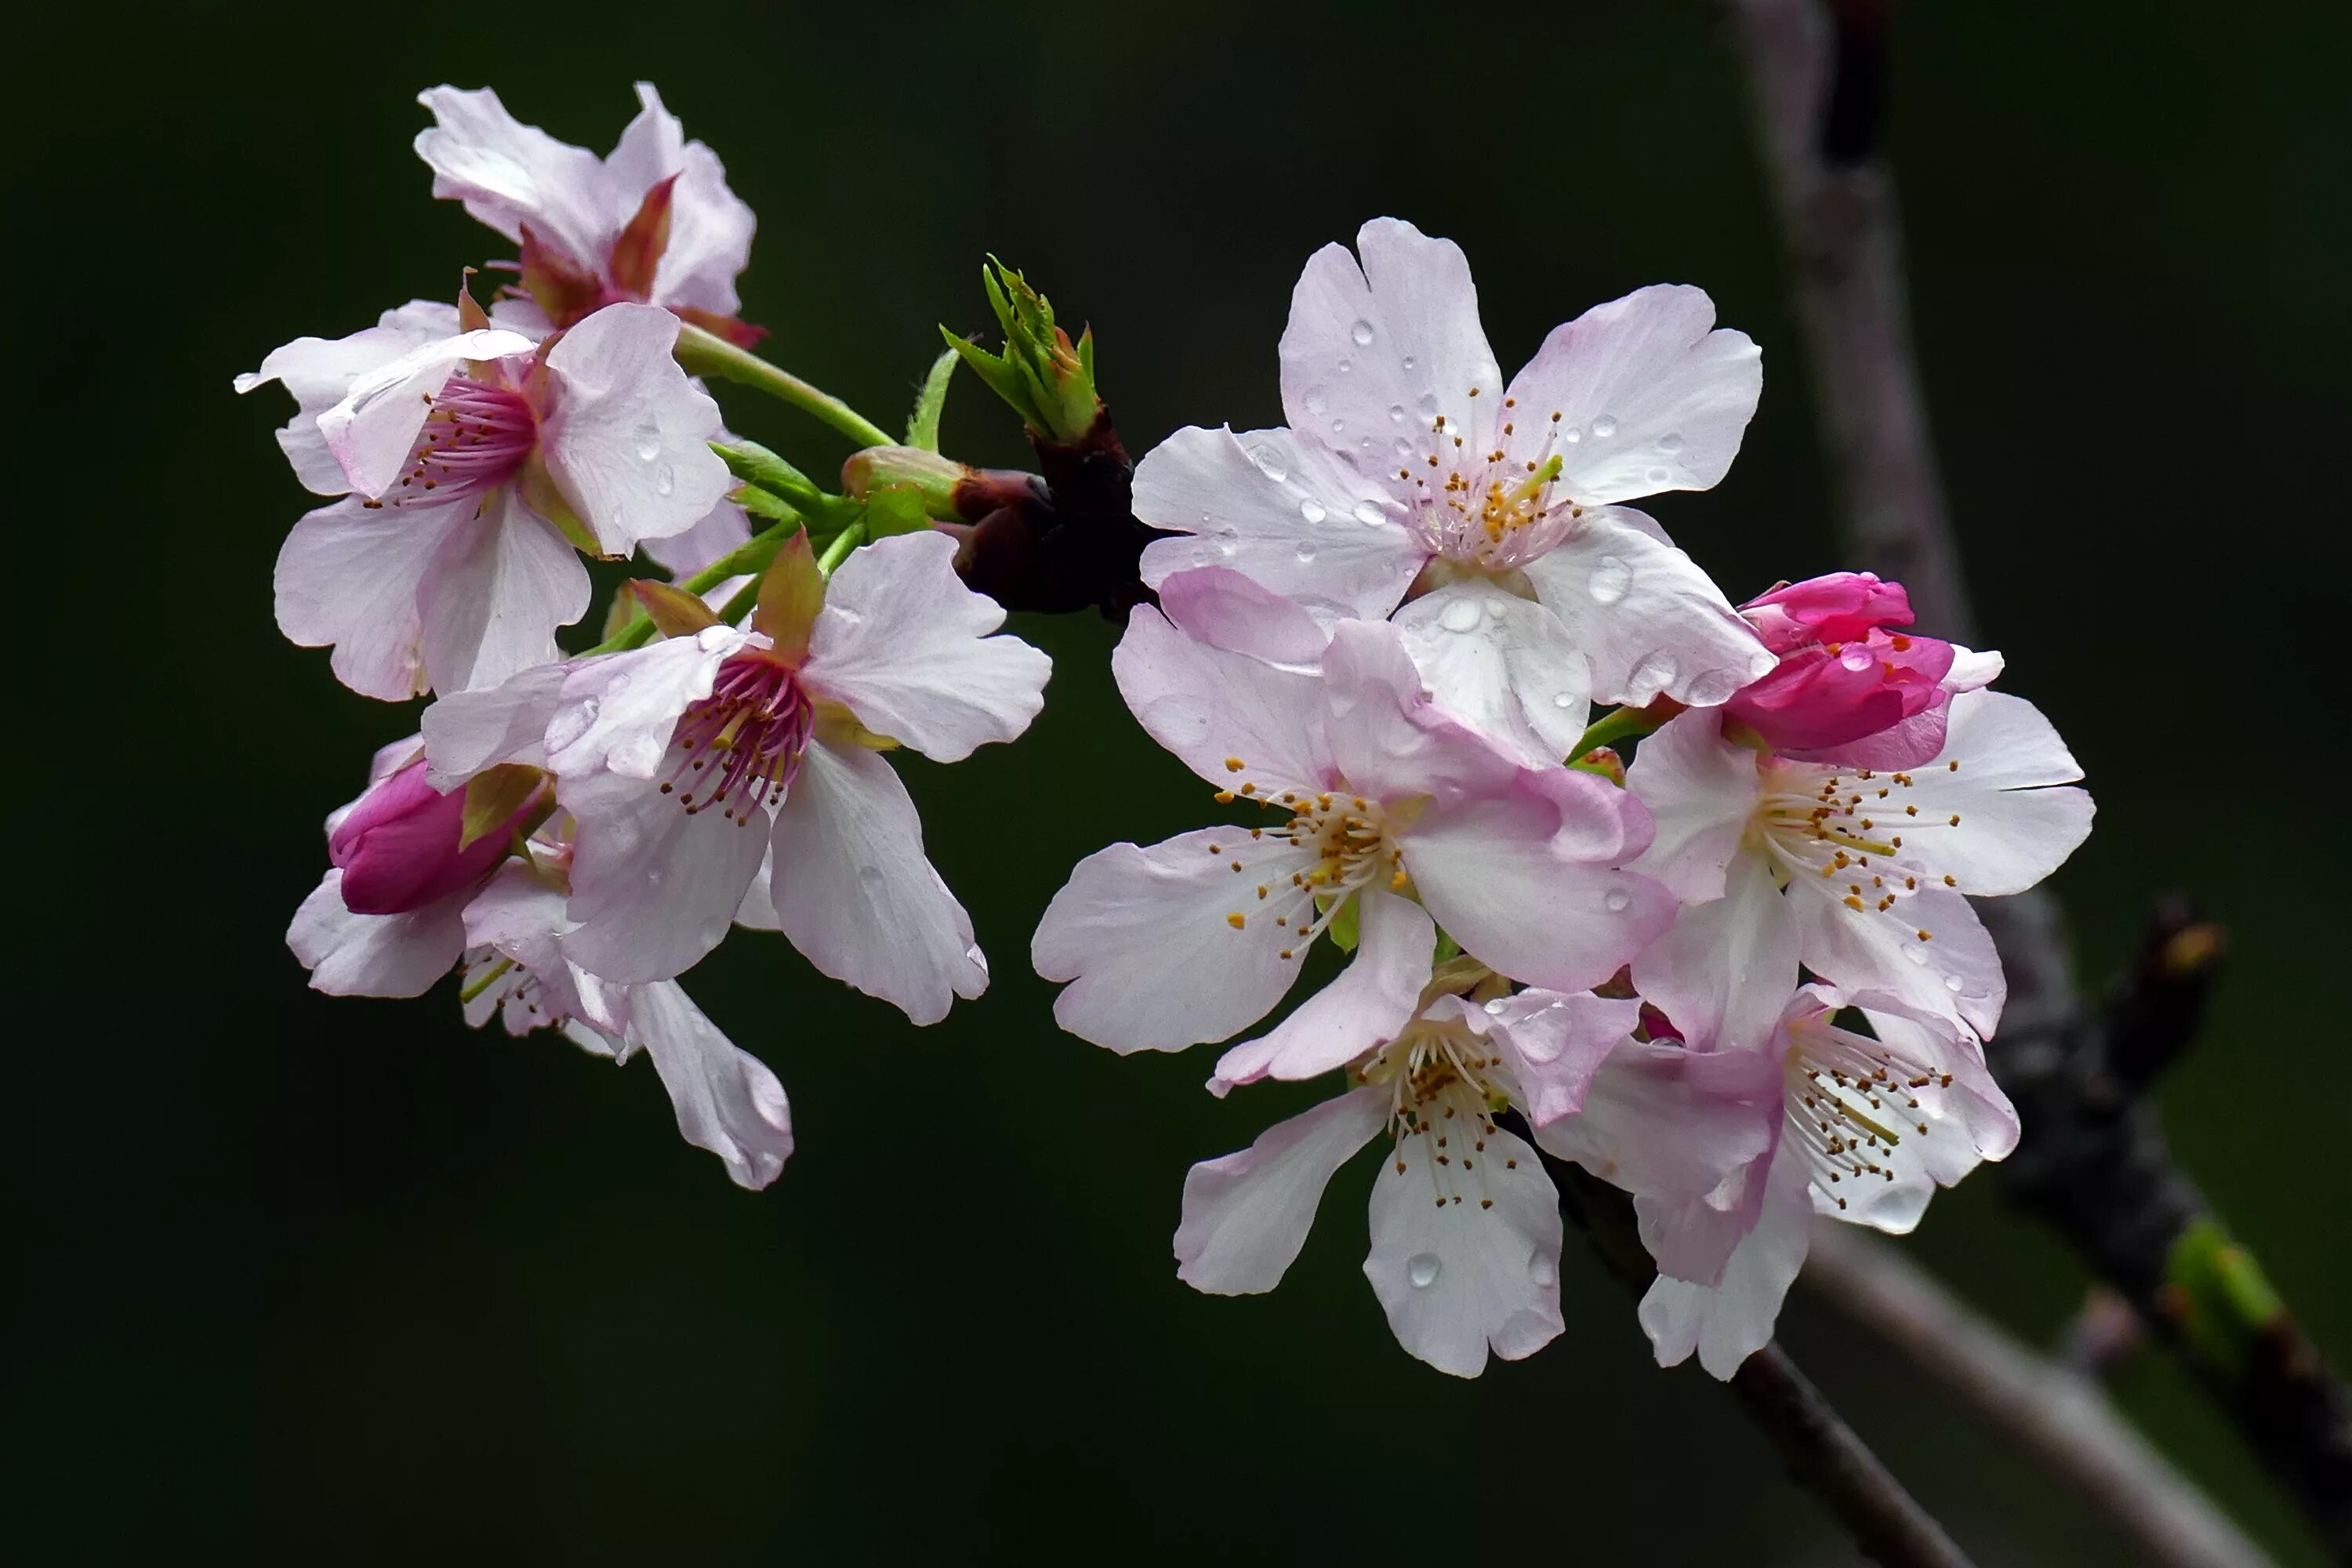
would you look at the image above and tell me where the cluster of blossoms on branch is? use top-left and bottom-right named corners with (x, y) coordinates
top-left (1034, 220), bottom-right (2092, 1377)
top-left (242, 90), bottom-right (2090, 1381)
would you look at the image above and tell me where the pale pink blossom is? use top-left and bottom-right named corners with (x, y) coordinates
top-left (241, 301), bottom-right (729, 699)
top-left (423, 532), bottom-right (1051, 1022)
top-left (1132, 219), bottom-right (1776, 746)
top-left (416, 84), bottom-right (760, 343)
top-left (1033, 571), bottom-right (1674, 1054)
top-left (1626, 691), bottom-right (2094, 1051)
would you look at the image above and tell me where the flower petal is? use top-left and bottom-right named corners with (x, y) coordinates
top-left (1390, 579), bottom-right (1594, 767)
top-left (1632, 851), bottom-right (1802, 1051)
top-left (1111, 601), bottom-right (1334, 797)
top-left (561, 768), bottom-right (767, 983)
top-left (422, 661), bottom-right (575, 787)
top-left (238, 307), bottom-right (452, 495)
top-left (1521, 508), bottom-right (1774, 707)
top-left (626, 979), bottom-right (793, 1189)
top-left (1791, 883), bottom-right (2006, 1039)
top-left (1537, 1038), bottom-right (1782, 1206)
top-left (417, 491), bottom-right (591, 696)
top-left (764, 739), bottom-right (986, 1025)
top-left (317, 327), bottom-right (538, 499)
top-left (1638, 1143), bottom-right (1813, 1379)
top-left (1625, 707), bottom-right (1762, 904)
top-left (1889, 691), bottom-right (2094, 896)
top-left (1174, 1084), bottom-right (1388, 1294)
top-left (544, 631), bottom-right (738, 782)
top-left (274, 495), bottom-right (459, 702)
top-left (1210, 888), bottom-right (1436, 1093)
top-left (539, 303), bottom-right (732, 554)
top-left (288, 869), bottom-right (467, 997)
top-left (602, 83), bottom-right (757, 314)
top-left (1365, 1126), bottom-right (1563, 1378)
top-left (641, 495), bottom-right (752, 578)
top-left (415, 85), bottom-right (617, 267)
top-left (1461, 990), bottom-right (1645, 1129)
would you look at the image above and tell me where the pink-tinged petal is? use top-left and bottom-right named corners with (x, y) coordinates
top-left (1402, 775), bottom-right (1673, 993)
top-left (1726, 629), bottom-right (1955, 753)
top-left (317, 328), bottom-right (537, 499)
top-left (604, 84), bottom-right (757, 315)
top-left (765, 739), bottom-right (986, 1025)
top-left (329, 758), bottom-right (523, 915)
top-left (1155, 566), bottom-right (1330, 670)
top-left (1502, 284), bottom-right (1762, 505)
top-left (237, 308), bottom-right (452, 495)
top-left (1626, 708), bottom-right (1761, 904)
top-left (1391, 580), bottom-right (1593, 767)
top-left (1134, 425), bottom-right (1425, 622)
top-left (1210, 889), bottom-right (1436, 1093)
top-left (1521, 508), bottom-right (1775, 708)
top-left (641, 495), bottom-right (752, 577)
top-left (1791, 883), bottom-right (2006, 1039)
top-left (626, 980), bottom-right (793, 1189)
top-left (416, 492), bottom-right (591, 696)
top-left (1282, 220), bottom-right (1503, 476)
top-left (1862, 1002), bottom-right (2019, 1170)
top-left (415, 85), bottom-right (617, 267)
top-left (1320, 619), bottom-right (1524, 806)
top-left (1441, 990), bottom-right (1642, 1128)
top-left (1632, 852), bottom-right (1802, 1052)
top-left (561, 768), bottom-right (767, 983)
top-left (1174, 1084), bottom-right (1388, 1294)
top-left (274, 495), bottom-right (460, 702)
top-left (538, 303), bottom-right (731, 554)
top-left (1365, 1126), bottom-right (1563, 1378)
top-left (1033, 826), bottom-right (1319, 1053)
top-left (1537, 1038), bottom-right (1782, 1207)
top-left (459, 861), bottom-right (622, 1033)
top-left (1111, 603), bottom-right (1334, 797)
top-left (800, 532), bottom-right (1051, 762)
top-left (287, 869), bottom-right (467, 997)
top-left (1639, 1144), bottom-right (1813, 1379)
top-left (422, 662), bottom-right (575, 787)
top-left (1780, 701), bottom-right (1952, 770)
top-left (544, 630), bottom-right (739, 781)
top-left (1740, 571), bottom-right (1914, 650)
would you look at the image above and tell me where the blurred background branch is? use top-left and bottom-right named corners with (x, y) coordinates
top-left (1726, 0), bottom-right (2352, 1557)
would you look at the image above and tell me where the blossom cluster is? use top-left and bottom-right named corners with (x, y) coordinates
top-left (1033, 220), bottom-right (2092, 1377)
top-left (245, 86), bottom-right (1052, 1189)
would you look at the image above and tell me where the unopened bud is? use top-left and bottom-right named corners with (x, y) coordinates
top-left (330, 759), bottom-right (536, 914)
top-left (842, 445), bottom-right (971, 517)
top-left (941, 258), bottom-right (1102, 444)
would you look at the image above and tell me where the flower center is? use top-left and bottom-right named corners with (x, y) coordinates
top-left (370, 374), bottom-right (538, 510)
top-left (1748, 758), bottom-right (1966, 945)
top-left (1204, 759), bottom-right (1416, 961)
top-left (661, 653), bottom-right (815, 823)
top-left (1397, 399), bottom-right (1584, 570)
top-left (1356, 1014), bottom-right (1515, 1210)
top-left (1782, 1017), bottom-right (1954, 1208)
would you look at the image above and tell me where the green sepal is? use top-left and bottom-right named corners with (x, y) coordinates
top-left (1323, 892), bottom-right (1361, 953)
top-left (711, 440), bottom-right (827, 512)
top-left (862, 485), bottom-right (932, 540)
top-left (460, 764), bottom-right (548, 851)
top-left (906, 347), bottom-right (960, 452)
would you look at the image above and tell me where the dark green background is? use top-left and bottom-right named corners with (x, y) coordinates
top-left (13, 2), bottom-right (2349, 1560)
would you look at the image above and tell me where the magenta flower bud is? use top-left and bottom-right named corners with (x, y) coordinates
top-left (329, 759), bottom-right (528, 915)
top-left (1739, 571), bottom-right (1914, 654)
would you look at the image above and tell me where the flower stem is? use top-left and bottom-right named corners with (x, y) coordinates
top-left (817, 522), bottom-right (866, 578)
top-left (1567, 705), bottom-right (1666, 762)
top-left (674, 323), bottom-right (895, 448)
top-left (584, 517), bottom-right (811, 656)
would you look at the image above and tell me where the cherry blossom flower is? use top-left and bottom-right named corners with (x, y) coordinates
top-left (416, 83), bottom-right (761, 344)
top-left (1583, 985), bottom-right (2018, 1377)
top-left (241, 301), bottom-right (729, 699)
top-left (423, 531), bottom-right (1052, 1021)
top-left (288, 757), bottom-right (792, 1189)
top-left (1131, 219), bottom-right (1777, 744)
top-left (1033, 572), bottom-right (1674, 1054)
top-left (1626, 691), bottom-right (2094, 1051)
top-left (1177, 952), bottom-right (1774, 1376)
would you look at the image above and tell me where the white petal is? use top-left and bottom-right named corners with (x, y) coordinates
top-left (317, 328), bottom-right (537, 499)
top-left (1365, 1127), bottom-right (1563, 1378)
top-left (1210, 888), bottom-right (1435, 1092)
top-left (417, 491), bottom-right (591, 695)
top-left (288, 870), bottom-right (466, 997)
top-left (765, 739), bottom-right (986, 1025)
top-left (1503, 284), bottom-right (1762, 505)
top-left (1521, 508), bottom-right (1774, 708)
top-left (1892, 691), bottom-right (2094, 896)
top-left (274, 495), bottom-right (459, 702)
top-left (801, 532), bottom-right (1051, 761)
top-left (561, 768), bottom-right (767, 983)
top-left (604, 84), bottom-right (757, 315)
top-left (1537, 1038), bottom-right (1781, 1206)
top-left (238, 311), bottom-right (449, 495)
top-left (1154, 565), bottom-right (1330, 670)
top-left (1639, 1144), bottom-right (1813, 1379)
top-left (1110, 601), bottom-right (1334, 797)
top-left (1791, 883), bottom-right (2006, 1039)
top-left (1391, 579), bottom-right (1593, 767)
top-left (544, 631), bottom-right (737, 781)
top-left (1466, 990), bottom-right (1644, 1128)
top-left (641, 494), bottom-right (753, 578)
top-left (1625, 708), bottom-right (1762, 904)
top-left (414, 85), bottom-right (619, 265)
top-left (1174, 1084), bottom-right (1388, 1294)
top-left (422, 661), bottom-right (575, 787)
top-left (1632, 852), bottom-right (1802, 1051)
top-left (1134, 424), bottom-right (1424, 622)
top-left (538, 303), bottom-right (732, 554)
top-left (1033, 826), bottom-right (1317, 1053)
top-left (626, 979), bottom-right (793, 1189)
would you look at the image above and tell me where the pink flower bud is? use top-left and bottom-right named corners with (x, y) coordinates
top-left (1726, 574), bottom-right (1954, 753)
top-left (329, 759), bottom-right (528, 915)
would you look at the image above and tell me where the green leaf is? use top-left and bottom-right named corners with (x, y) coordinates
top-left (711, 440), bottom-right (826, 512)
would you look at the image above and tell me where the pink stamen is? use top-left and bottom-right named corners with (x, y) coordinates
top-left (384, 375), bottom-right (537, 505)
top-left (662, 655), bottom-right (815, 823)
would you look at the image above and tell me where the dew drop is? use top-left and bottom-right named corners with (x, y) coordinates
top-left (1407, 1253), bottom-right (1443, 1289)
top-left (1304, 389), bottom-right (1328, 416)
top-left (1330, 419), bottom-right (1347, 437)
top-left (633, 424), bottom-right (662, 462)
top-left (1646, 466), bottom-right (1670, 485)
top-left (1250, 448), bottom-right (1287, 484)
top-left (1587, 555), bottom-right (1633, 604)
top-left (1529, 1253), bottom-right (1559, 1287)
top-left (1483, 596), bottom-right (1507, 619)
top-left (1439, 597), bottom-right (1483, 633)
top-left (1632, 650), bottom-right (1680, 696)
top-left (1416, 392), bottom-right (1441, 419)
top-left (1686, 667), bottom-right (1743, 706)
top-left (1657, 432), bottom-right (1685, 454)
top-left (1350, 320), bottom-right (1376, 347)
top-left (1592, 414), bottom-right (1620, 439)
top-left (1388, 403), bottom-right (1406, 424)
top-left (1841, 646), bottom-right (1875, 672)
top-left (653, 463), bottom-right (675, 497)
top-left (1352, 499), bottom-right (1388, 527)
top-left (858, 866), bottom-right (884, 887)
top-left (1943, 973), bottom-right (1965, 993)
top-left (1903, 942), bottom-right (1931, 967)
top-left (1336, 358), bottom-right (1353, 375)
top-left (1483, 998), bottom-right (1508, 1015)
top-left (1560, 424), bottom-right (1583, 445)
top-left (1214, 537), bottom-right (1239, 560)
top-left (1401, 354), bottom-right (1418, 372)
top-left (1294, 544), bottom-right (1317, 564)
top-left (1299, 498), bottom-right (1327, 524)
top-left (695, 625), bottom-right (736, 652)
top-left (1604, 886), bottom-right (1632, 913)
top-left (1391, 437), bottom-right (1417, 459)
top-left (577, 696), bottom-right (601, 722)
top-left (1552, 691), bottom-right (1579, 709)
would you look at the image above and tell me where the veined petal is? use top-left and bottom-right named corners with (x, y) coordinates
top-left (538, 303), bottom-right (731, 554)
top-left (415, 85), bottom-right (617, 267)
top-left (1626, 708), bottom-right (1761, 904)
top-left (1885, 691), bottom-right (2093, 895)
top-left (1502, 284), bottom-right (1762, 505)
top-left (1632, 851), bottom-right (1802, 1051)
top-left (641, 495), bottom-right (752, 578)
top-left (318, 327), bottom-right (537, 499)
top-left (1111, 602), bottom-right (1334, 797)
top-left (604, 84), bottom-right (757, 315)
top-left (1537, 1038), bottom-right (1781, 1206)
top-left (1639, 1142), bottom-right (1813, 1379)
top-left (1174, 1084), bottom-right (1388, 1294)
top-left (1391, 580), bottom-right (1594, 767)
top-left (1156, 566), bottom-right (1330, 670)
top-left (561, 768), bottom-right (767, 983)
top-left (765, 739), bottom-right (986, 1025)
top-left (1320, 619), bottom-right (1526, 806)
top-left (1365, 1126), bottom-right (1563, 1378)
top-left (288, 869), bottom-right (467, 998)
top-left (626, 979), bottom-right (793, 1189)
top-left (1521, 508), bottom-right (1774, 708)
top-left (274, 495), bottom-right (460, 702)
top-left (423, 661), bottom-right (575, 787)
top-left (1458, 990), bottom-right (1644, 1129)
top-left (800, 532), bottom-right (1051, 762)
top-left (545, 630), bottom-right (740, 781)
top-left (1791, 882), bottom-right (2006, 1039)
top-left (1210, 889), bottom-right (1435, 1092)
top-left (238, 308), bottom-right (452, 495)
top-left (417, 491), bottom-right (591, 696)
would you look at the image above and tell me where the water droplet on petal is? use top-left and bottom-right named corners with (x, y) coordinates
top-left (653, 463), bottom-right (675, 497)
top-left (1657, 432), bottom-right (1685, 454)
top-left (577, 696), bottom-right (601, 723)
top-left (1646, 466), bottom-right (1670, 485)
top-left (1330, 419), bottom-right (1347, 437)
top-left (1401, 354), bottom-right (1418, 372)
top-left (1407, 1253), bottom-right (1442, 1289)
top-left (1592, 414), bottom-right (1620, 439)
top-left (1352, 499), bottom-right (1388, 527)
top-left (1943, 973), bottom-right (1965, 993)
top-left (1294, 544), bottom-right (1317, 564)
top-left (858, 866), bottom-right (884, 888)
top-left (1632, 650), bottom-right (1680, 696)
top-left (1350, 320), bottom-right (1376, 347)
top-left (695, 625), bottom-right (736, 652)
top-left (1416, 393), bottom-right (1441, 420)
top-left (1552, 691), bottom-right (1579, 709)
top-left (1903, 942), bottom-right (1931, 967)
top-left (1305, 389), bottom-right (1329, 416)
top-left (1686, 667), bottom-right (1744, 706)
top-left (633, 424), bottom-right (662, 462)
top-left (1841, 646), bottom-right (1875, 672)
top-left (1439, 597), bottom-right (1483, 633)
top-left (1336, 358), bottom-right (1353, 375)
top-left (1214, 536), bottom-right (1239, 560)
top-left (1560, 424), bottom-right (1583, 445)
top-left (1392, 437), bottom-right (1417, 459)
top-left (1388, 403), bottom-right (1406, 424)
top-left (1483, 998), bottom-right (1508, 1014)
top-left (1604, 886), bottom-right (1632, 913)
top-left (1483, 596), bottom-right (1506, 619)
top-left (1587, 555), bottom-right (1632, 604)
top-left (1250, 448), bottom-right (1287, 483)
top-left (1529, 1253), bottom-right (1559, 1287)
top-left (1299, 498), bottom-right (1327, 524)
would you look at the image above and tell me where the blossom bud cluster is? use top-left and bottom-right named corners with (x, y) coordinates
top-left (1033, 220), bottom-right (2092, 1377)
top-left (245, 86), bottom-right (1054, 1188)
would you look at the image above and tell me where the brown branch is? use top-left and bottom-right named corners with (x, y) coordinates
top-left (1802, 1223), bottom-right (2274, 1568)
top-left (1548, 1155), bottom-right (1976, 1568)
top-left (1728, 1), bottom-right (2352, 1557)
